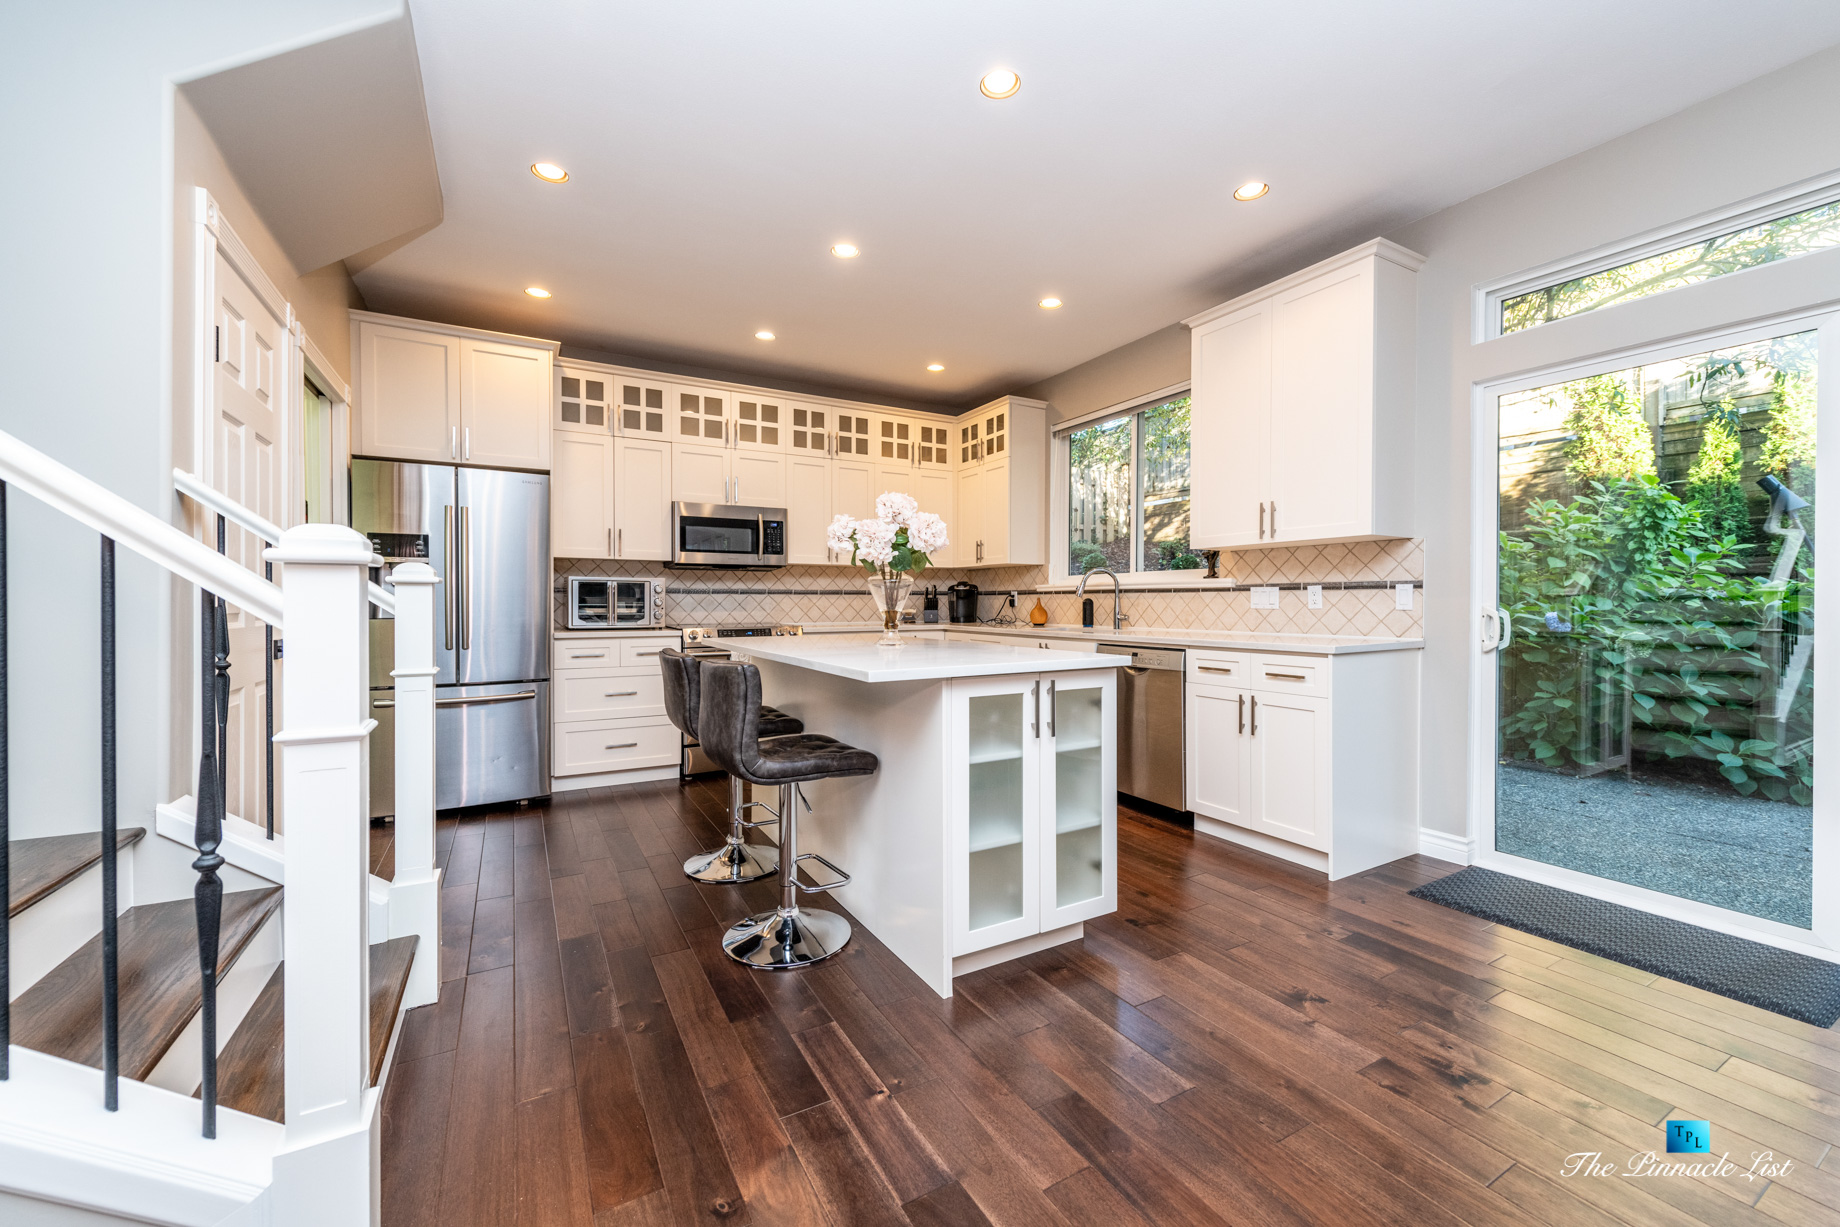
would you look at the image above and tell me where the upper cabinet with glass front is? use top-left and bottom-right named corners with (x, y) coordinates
top-left (956, 396), bottom-right (1047, 569)
top-left (1184, 239), bottom-right (1423, 549)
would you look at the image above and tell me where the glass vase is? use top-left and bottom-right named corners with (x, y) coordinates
top-left (867, 573), bottom-right (916, 647)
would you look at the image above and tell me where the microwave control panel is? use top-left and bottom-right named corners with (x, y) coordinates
top-left (763, 519), bottom-right (785, 556)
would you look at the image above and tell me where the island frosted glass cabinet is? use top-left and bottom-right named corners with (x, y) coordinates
top-left (732, 637), bottom-right (1122, 995)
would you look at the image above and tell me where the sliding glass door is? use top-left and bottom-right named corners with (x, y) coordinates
top-left (1487, 324), bottom-right (1827, 936)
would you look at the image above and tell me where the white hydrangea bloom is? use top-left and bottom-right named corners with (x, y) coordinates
top-left (825, 513), bottom-right (858, 553)
top-left (875, 491), bottom-right (919, 526)
top-left (853, 516), bottom-right (897, 566)
top-left (906, 511), bottom-right (949, 555)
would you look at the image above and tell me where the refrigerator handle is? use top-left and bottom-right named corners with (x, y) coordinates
top-left (443, 504), bottom-right (455, 650)
top-left (459, 504), bottom-right (471, 650)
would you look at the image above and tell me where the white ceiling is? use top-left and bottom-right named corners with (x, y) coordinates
top-left (351, 1), bottom-right (1840, 409)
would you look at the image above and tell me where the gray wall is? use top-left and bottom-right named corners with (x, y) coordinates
top-left (1018, 324), bottom-right (1191, 426)
top-left (0, 1), bottom-right (396, 841)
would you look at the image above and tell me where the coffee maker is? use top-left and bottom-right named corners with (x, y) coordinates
top-left (946, 581), bottom-right (980, 623)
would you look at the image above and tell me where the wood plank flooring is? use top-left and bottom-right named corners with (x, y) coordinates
top-left (379, 781), bottom-right (1840, 1227)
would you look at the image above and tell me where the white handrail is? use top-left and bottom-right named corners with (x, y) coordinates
top-left (173, 467), bottom-right (395, 614)
top-left (0, 432), bottom-right (282, 626)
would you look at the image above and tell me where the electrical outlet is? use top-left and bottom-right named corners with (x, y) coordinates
top-left (1008, 591), bottom-right (1017, 607)
top-left (1307, 585), bottom-right (1323, 609)
top-left (1250, 586), bottom-right (1280, 609)
top-left (1395, 583), bottom-right (1415, 610)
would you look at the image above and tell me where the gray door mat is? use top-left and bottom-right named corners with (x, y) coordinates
top-left (1409, 866), bottom-right (1840, 1029)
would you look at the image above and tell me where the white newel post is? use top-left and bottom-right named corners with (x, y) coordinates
top-left (387, 561), bottom-right (440, 1008)
top-left (267, 524), bottom-right (377, 1226)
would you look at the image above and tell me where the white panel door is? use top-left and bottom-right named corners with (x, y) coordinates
top-left (673, 443), bottom-right (730, 504)
top-left (1186, 684), bottom-right (1250, 825)
top-left (1190, 307), bottom-right (1269, 548)
top-left (461, 339), bottom-right (551, 469)
top-left (1248, 691), bottom-right (1329, 850)
top-left (211, 249), bottom-right (289, 828)
top-left (358, 322), bottom-right (458, 462)
top-left (831, 457), bottom-right (876, 522)
top-left (910, 466), bottom-right (956, 567)
top-left (980, 459), bottom-right (1011, 565)
top-left (613, 438), bottom-right (672, 560)
top-left (1268, 266), bottom-right (1369, 543)
top-left (1040, 670), bottom-right (1117, 931)
top-left (951, 674), bottom-right (1044, 955)
top-left (551, 432), bottom-right (614, 558)
top-left (956, 464), bottom-right (985, 565)
top-left (730, 451), bottom-right (786, 508)
top-left (785, 454), bottom-right (833, 565)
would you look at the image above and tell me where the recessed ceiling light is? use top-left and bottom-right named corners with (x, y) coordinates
top-left (831, 243), bottom-right (860, 259)
top-left (980, 68), bottom-right (1021, 99)
top-left (525, 286), bottom-right (552, 298)
top-left (755, 330), bottom-right (776, 341)
top-left (926, 363), bottom-right (945, 372)
top-left (530, 162), bottom-right (569, 183)
top-left (1038, 297), bottom-right (1062, 309)
top-left (1233, 180), bottom-right (1270, 201)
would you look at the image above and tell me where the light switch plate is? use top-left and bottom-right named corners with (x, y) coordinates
top-left (1250, 586), bottom-right (1280, 609)
top-left (1395, 583), bottom-right (1415, 610)
top-left (1307, 585), bottom-right (1323, 609)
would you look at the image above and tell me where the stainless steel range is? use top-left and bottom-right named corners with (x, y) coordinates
top-left (675, 624), bottom-right (803, 773)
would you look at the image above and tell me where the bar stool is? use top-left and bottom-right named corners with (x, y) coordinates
top-left (697, 659), bottom-right (877, 969)
top-left (659, 647), bottom-right (804, 884)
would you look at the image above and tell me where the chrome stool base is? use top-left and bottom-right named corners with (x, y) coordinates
top-left (722, 906), bottom-right (852, 970)
top-left (683, 838), bottom-right (778, 884)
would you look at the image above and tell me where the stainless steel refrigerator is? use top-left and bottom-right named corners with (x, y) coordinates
top-left (354, 459), bottom-right (551, 815)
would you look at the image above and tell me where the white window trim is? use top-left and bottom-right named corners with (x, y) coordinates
top-left (1049, 382), bottom-right (1211, 588)
top-left (1473, 166), bottom-right (1840, 344)
top-left (1468, 303), bottom-right (1840, 955)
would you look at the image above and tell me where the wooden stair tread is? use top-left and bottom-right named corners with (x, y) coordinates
top-left (214, 936), bottom-right (420, 1124)
top-left (8, 828), bottom-right (146, 917)
top-left (11, 887), bottom-right (283, 1081)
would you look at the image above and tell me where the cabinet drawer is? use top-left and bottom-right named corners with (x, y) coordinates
top-left (555, 641), bottom-right (620, 669)
top-left (557, 671), bottom-right (665, 720)
top-left (620, 638), bottom-right (675, 668)
top-left (1187, 652), bottom-right (1248, 685)
top-left (554, 717), bottom-right (679, 775)
top-left (1248, 655), bottom-right (1328, 696)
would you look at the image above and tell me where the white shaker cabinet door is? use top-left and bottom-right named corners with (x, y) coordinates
top-left (1189, 306), bottom-right (1269, 548)
top-left (910, 466), bottom-right (955, 568)
top-left (1186, 683), bottom-right (1251, 825)
top-left (551, 432), bottom-right (614, 558)
top-left (730, 450), bottom-right (787, 508)
top-left (831, 457), bottom-right (876, 523)
top-left (673, 442), bottom-right (730, 504)
top-left (1267, 265), bottom-right (1370, 544)
top-left (613, 437), bottom-right (672, 560)
top-left (461, 339), bottom-right (551, 470)
top-left (357, 323), bottom-right (459, 462)
top-left (785, 454), bottom-right (833, 565)
top-left (1247, 691), bottom-right (1330, 851)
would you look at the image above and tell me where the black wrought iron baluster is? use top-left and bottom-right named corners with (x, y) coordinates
top-left (193, 515), bottom-right (229, 1137)
top-left (100, 537), bottom-right (119, 1110)
top-left (264, 557), bottom-right (273, 840)
top-left (0, 481), bottom-right (9, 1082)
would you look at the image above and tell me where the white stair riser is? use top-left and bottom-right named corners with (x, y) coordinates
top-left (8, 856), bottom-right (135, 1004)
top-left (144, 903), bottom-right (284, 1098)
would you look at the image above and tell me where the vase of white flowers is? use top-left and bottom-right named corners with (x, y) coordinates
top-left (826, 492), bottom-right (949, 647)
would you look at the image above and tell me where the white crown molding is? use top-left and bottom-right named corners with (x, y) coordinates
top-left (554, 352), bottom-right (999, 421)
top-left (350, 308), bottom-right (561, 353)
top-left (1182, 237), bottom-right (1427, 330)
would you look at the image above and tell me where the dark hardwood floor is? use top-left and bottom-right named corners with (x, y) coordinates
top-left (378, 779), bottom-right (1840, 1226)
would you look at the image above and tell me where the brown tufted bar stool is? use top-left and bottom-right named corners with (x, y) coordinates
top-left (697, 658), bottom-right (878, 969)
top-left (659, 647), bottom-right (805, 884)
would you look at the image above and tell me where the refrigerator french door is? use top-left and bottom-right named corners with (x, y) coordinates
top-left (355, 459), bottom-right (551, 814)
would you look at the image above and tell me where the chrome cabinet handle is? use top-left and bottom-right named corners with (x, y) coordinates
top-left (1259, 502), bottom-right (1265, 540)
top-left (464, 426), bottom-right (471, 460)
top-left (1047, 680), bottom-right (1056, 737)
top-left (1270, 501), bottom-right (1276, 536)
top-left (634, 650), bottom-right (662, 657)
top-left (570, 651), bottom-right (608, 658)
top-left (436, 690), bottom-right (537, 706)
top-left (617, 528), bottom-right (623, 557)
top-left (1250, 695), bottom-right (1258, 736)
top-left (607, 527), bottom-right (612, 556)
top-left (603, 690), bottom-right (638, 697)
top-left (451, 427), bottom-right (458, 459)
top-left (1237, 693), bottom-right (1244, 734)
top-left (604, 741), bottom-right (638, 750)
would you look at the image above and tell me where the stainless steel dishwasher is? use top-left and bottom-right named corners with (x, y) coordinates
top-left (1097, 644), bottom-right (1185, 811)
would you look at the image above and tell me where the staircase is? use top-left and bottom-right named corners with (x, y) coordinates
top-left (0, 432), bottom-right (442, 1226)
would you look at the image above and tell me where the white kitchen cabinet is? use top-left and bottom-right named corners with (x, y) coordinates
top-left (832, 456), bottom-right (876, 522)
top-left (613, 437), bottom-right (672, 560)
top-left (353, 313), bottom-right (556, 469)
top-left (674, 386), bottom-right (730, 444)
top-left (673, 443), bottom-right (787, 506)
top-left (953, 396), bottom-right (1045, 568)
top-left (1184, 239), bottom-right (1422, 549)
top-left (950, 669), bottom-right (1116, 956)
top-left (786, 453), bottom-right (833, 565)
top-left (833, 410), bottom-right (874, 459)
top-left (915, 420), bottom-right (953, 468)
top-left (552, 632), bottom-right (682, 789)
top-left (557, 367), bottom-right (613, 434)
top-left (877, 460), bottom-right (956, 567)
top-left (731, 451), bottom-right (786, 506)
top-left (787, 404), bottom-right (833, 457)
top-left (733, 393), bottom-right (788, 453)
top-left (551, 431), bottom-right (614, 558)
top-left (1184, 646), bottom-right (1418, 879)
top-left (614, 374), bottom-right (673, 439)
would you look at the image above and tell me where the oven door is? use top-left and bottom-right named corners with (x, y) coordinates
top-left (609, 579), bottom-right (658, 627)
top-left (568, 577), bottom-right (611, 629)
top-left (673, 502), bottom-right (787, 568)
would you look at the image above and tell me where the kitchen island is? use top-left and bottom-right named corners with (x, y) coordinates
top-left (727, 636), bottom-right (1124, 996)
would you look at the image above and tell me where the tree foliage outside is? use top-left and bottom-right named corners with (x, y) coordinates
top-left (1497, 335), bottom-right (1816, 807)
top-left (1067, 397), bottom-right (1197, 574)
top-left (1502, 199), bottom-right (1840, 333)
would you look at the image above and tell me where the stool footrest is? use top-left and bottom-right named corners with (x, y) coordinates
top-left (738, 798), bottom-right (781, 830)
top-left (793, 851), bottom-right (851, 893)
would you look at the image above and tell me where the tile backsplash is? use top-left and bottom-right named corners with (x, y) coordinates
top-left (555, 538), bottom-right (1422, 638)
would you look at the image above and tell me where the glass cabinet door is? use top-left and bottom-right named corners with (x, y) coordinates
top-left (954, 677), bottom-right (1041, 954)
top-left (1042, 670), bottom-right (1117, 928)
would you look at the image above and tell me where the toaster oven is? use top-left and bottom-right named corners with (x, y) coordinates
top-left (567, 577), bottom-right (664, 629)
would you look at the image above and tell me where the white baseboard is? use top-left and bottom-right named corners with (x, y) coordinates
top-left (1416, 827), bottom-right (1473, 864)
top-left (1191, 815), bottom-right (1329, 873)
top-left (552, 765), bottom-right (680, 791)
top-left (951, 923), bottom-right (1084, 980)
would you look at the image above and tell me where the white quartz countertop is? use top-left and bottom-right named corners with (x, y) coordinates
top-left (734, 636), bottom-right (1127, 683)
top-left (793, 621), bottom-right (1423, 656)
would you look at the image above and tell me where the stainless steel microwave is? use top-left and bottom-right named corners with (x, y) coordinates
top-left (567, 576), bottom-right (664, 629)
top-left (672, 502), bottom-right (787, 569)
